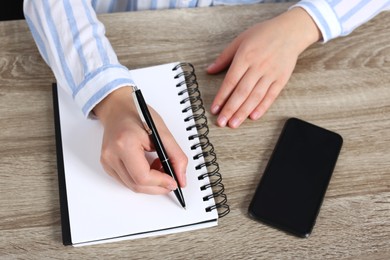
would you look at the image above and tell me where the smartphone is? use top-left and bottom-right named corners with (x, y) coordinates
top-left (248, 117), bottom-right (343, 238)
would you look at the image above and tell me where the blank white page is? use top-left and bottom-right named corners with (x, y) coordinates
top-left (56, 62), bottom-right (218, 246)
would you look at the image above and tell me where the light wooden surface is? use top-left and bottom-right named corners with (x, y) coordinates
top-left (0, 3), bottom-right (389, 259)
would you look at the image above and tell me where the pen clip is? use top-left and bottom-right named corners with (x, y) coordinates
top-left (132, 86), bottom-right (152, 135)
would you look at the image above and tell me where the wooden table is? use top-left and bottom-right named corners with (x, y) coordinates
top-left (1, 3), bottom-right (389, 259)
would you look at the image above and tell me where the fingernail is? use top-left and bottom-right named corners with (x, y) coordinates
top-left (217, 115), bottom-right (227, 127)
top-left (230, 117), bottom-right (240, 128)
top-left (167, 183), bottom-right (177, 191)
top-left (206, 63), bottom-right (216, 71)
top-left (251, 111), bottom-right (260, 120)
top-left (211, 105), bottom-right (220, 114)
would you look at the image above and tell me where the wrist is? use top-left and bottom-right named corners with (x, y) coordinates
top-left (276, 7), bottom-right (322, 54)
top-left (93, 86), bottom-right (137, 125)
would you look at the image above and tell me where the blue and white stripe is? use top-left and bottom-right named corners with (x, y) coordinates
top-left (294, 0), bottom-right (390, 42)
top-left (23, 0), bottom-right (390, 117)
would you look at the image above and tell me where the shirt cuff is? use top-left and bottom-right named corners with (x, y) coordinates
top-left (73, 64), bottom-right (135, 118)
top-left (291, 0), bottom-right (342, 43)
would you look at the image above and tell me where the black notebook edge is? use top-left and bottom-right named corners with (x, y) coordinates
top-left (52, 83), bottom-right (72, 246)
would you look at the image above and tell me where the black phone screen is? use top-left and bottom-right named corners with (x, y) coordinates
top-left (248, 118), bottom-right (343, 237)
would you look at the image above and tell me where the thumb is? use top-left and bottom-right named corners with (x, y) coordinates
top-left (206, 36), bottom-right (242, 74)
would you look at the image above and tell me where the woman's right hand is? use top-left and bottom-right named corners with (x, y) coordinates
top-left (93, 86), bottom-right (188, 194)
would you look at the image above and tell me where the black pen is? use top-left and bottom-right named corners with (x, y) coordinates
top-left (131, 86), bottom-right (186, 209)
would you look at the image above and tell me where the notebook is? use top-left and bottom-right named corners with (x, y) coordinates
top-left (52, 62), bottom-right (229, 246)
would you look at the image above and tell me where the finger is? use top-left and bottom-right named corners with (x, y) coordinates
top-left (250, 81), bottom-right (284, 120)
top-left (103, 159), bottom-right (169, 194)
top-left (210, 54), bottom-right (249, 116)
top-left (228, 76), bottom-right (273, 128)
top-left (101, 150), bottom-right (134, 188)
top-left (115, 158), bottom-right (174, 195)
top-left (101, 162), bottom-right (127, 187)
top-left (206, 35), bottom-right (243, 74)
top-left (121, 149), bottom-right (178, 191)
top-left (131, 185), bottom-right (172, 195)
top-left (109, 157), bottom-right (137, 189)
top-left (151, 157), bottom-right (184, 186)
top-left (215, 66), bottom-right (264, 127)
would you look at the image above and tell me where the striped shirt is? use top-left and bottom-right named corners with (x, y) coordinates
top-left (23, 0), bottom-right (390, 117)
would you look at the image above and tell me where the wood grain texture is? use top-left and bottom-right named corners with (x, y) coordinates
top-left (0, 3), bottom-right (389, 259)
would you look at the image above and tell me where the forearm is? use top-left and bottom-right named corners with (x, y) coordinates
top-left (293, 0), bottom-right (390, 42)
top-left (23, 0), bottom-right (134, 117)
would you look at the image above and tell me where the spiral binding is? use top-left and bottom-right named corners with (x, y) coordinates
top-left (172, 63), bottom-right (230, 218)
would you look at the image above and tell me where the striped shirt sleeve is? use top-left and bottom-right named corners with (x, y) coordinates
top-left (23, 0), bottom-right (390, 119)
top-left (23, 0), bottom-right (135, 117)
top-left (292, 0), bottom-right (390, 42)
